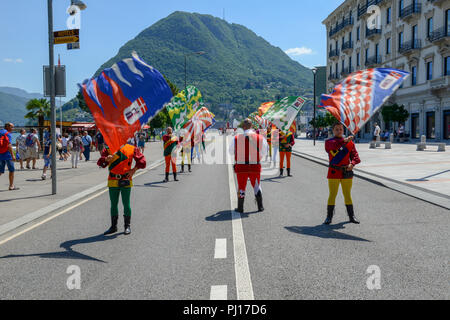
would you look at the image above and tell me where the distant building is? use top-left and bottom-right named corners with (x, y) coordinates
top-left (323, 0), bottom-right (450, 141)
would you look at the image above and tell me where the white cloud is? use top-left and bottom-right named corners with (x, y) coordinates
top-left (3, 58), bottom-right (23, 63)
top-left (285, 47), bottom-right (314, 56)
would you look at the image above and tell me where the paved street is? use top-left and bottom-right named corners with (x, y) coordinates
top-left (0, 133), bottom-right (448, 299)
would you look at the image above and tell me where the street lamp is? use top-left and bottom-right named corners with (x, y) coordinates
top-left (311, 67), bottom-right (317, 146)
top-left (184, 51), bottom-right (205, 90)
top-left (47, 0), bottom-right (87, 194)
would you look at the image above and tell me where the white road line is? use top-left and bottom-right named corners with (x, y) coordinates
top-left (210, 285), bottom-right (228, 300)
top-left (226, 135), bottom-right (255, 300)
top-left (0, 158), bottom-right (165, 246)
top-left (214, 238), bottom-right (227, 259)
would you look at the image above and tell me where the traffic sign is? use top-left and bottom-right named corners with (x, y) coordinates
top-left (67, 42), bottom-right (80, 50)
top-left (54, 29), bottom-right (79, 45)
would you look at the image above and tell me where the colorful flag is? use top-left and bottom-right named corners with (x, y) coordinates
top-left (79, 52), bottom-right (172, 153)
top-left (319, 68), bottom-right (409, 134)
top-left (262, 96), bottom-right (306, 134)
top-left (248, 112), bottom-right (261, 130)
top-left (183, 107), bottom-right (215, 140)
top-left (258, 101), bottom-right (275, 116)
top-left (166, 85), bottom-right (203, 131)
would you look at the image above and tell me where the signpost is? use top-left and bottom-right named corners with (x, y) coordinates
top-left (53, 29), bottom-right (79, 45)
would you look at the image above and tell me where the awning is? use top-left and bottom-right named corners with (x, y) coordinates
top-left (71, 123), bottom-right (96, 129)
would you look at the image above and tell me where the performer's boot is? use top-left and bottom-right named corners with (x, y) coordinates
top-left (235, 197), bottom-right (244, 213)
top-left (346, 204), bottom-right (360, 224)
top-left (323, 205), bottom-right (334, 225)
top-left (104, 215), bottom-right (118, 235)
top-left (173, 172), bottom-right (178, 181)
top-left (181, 164), bottom-right (184, 173)
top-left (188, 164), bottom-right (191, 172)
top-left (255, 191), bottom-right (264, 212)
top-left (124, 215), bottom-right (131, 235)
top-left (164, 172), bottom-right (169, 182)
top-left (279, 168), bottom-right (284, 176)
top-left (287, 168), bottom-right (292, 177)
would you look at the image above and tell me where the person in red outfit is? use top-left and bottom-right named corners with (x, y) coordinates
top-left (229, 119), bottom-right (268, 213)
top-left (324, 122), bottom-right (361, 225)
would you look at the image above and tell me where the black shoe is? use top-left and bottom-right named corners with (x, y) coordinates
top-left (346, 205), bottom-right (360, 224)
top-left (164, 172), bottom-right (169, 182)
top-left (173, 172), bottom-right (178, 181)
top-left (287, 168), bottom-right (292, 177)
top-left (323, 205), bottom-right (335, 225)
top-left (188, 164), bottom-right (191, 172)
top-left (124, 216), bottom-right (131, 235)
top-left (255, 191), bottom-right (264, 212)
top-left (104, 216), bottom-right (118, 235)
top-left (235, 197), bottom-right (244, 213)
top-left (280, 168), bottom-right (284, 176)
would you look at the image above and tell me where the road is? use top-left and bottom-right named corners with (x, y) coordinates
top-left (0, 134), bottom-right (448, 299)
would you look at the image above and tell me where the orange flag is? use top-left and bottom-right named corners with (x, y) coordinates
top-left (258, 101), bottom-right (275, 116)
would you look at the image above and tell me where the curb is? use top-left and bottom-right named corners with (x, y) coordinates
top-left (292, 150), bottom-right (450, 210)
top-left (0, 158), bottom-right (165, 238)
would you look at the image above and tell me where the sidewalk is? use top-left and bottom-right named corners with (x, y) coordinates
top-left (293, 136), bottom-right (450, 198)
top-left (0, 141), bottom-right (164, 228)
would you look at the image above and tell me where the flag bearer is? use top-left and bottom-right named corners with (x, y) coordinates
top-left (162, 127), bottom-right (179, 182)
top-left (229, 119), bottom-right (268, 213)
top-left (98, 143), bottom-right (146, 235)
top-left (324, 122), bottom-right (361, 225)
top-left (279, 130), bottom-right (295, 177)
top-left (180, 130), bottom-right (192, 173)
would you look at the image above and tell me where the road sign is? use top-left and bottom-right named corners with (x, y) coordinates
top-left (43, 65), bottom-right (66, 97)
top-left (67, 42), bottom-right (80, 50)
top-left (54, 29), bottom-right (79, 45)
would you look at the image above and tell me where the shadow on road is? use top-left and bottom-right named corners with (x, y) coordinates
top-left (206, 210), bottom-right (260, 222)
top-left (0, 233), bottom-right (120, 262)
top-left (0, 194), bottom-right (52, 202)
top-left (261, 176), bottom-right (284, 183)
top-left (285, 223), bottom-right (371, 242)
top-left (134, 181), bottom-right (168, 188)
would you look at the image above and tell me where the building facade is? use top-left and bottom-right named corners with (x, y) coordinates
top-left (323, 0), bottom-right (450, 141)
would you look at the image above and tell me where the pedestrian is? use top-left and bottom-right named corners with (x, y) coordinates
top-left (0, 122), bottom-right (19, 190)
top-left (56, 134), bottom-right (63, 160)
top-left (372, 122), bottom-right (381, 141)
top-left (323, 122), bottom-right (361, 225)
top-left (137, 131), bottom-right (146, 153)
top-left (162, 127), bottom-right (179, 182)
top-left (179, 131), bottom-right (192, 173)
top-left (69, 131), bottom-right (82, 168)
top-left (95, 131), bottom-right (105, 154)
top-left (229, 118), bottom-right (267, 213)
top-left (98, 143), bottom-right (146, 235)
top-left (81, 131), bottom-right (92, 161)
top-left (25, 128), bottom-right (41, 170)
top-left (15, 128), bottom-right (28, 170)
top-left (41, 133), bottom-right (52, 180)
top-left (279, 130), bottom-right (295, 177)
top-left (61, 133), bottom-right (69, 161)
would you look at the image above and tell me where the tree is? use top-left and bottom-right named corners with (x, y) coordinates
top-left (24, 98), bottom-right (51, 145)
top-left (309, 112), bottom-right (338, 128)
top-left (149, 77), bottom-right (179, 129)
top-left (76, 90), bottom-right (90, 113)
top-left (381, 104), bottom-right (409, 131)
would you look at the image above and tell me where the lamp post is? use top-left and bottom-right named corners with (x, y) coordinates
top-left (184, 51), bottom-right (205, 90)
top-left (312, 67), bottom-right (317, 146)
top-left (47, 0), bottom-right (86, 194)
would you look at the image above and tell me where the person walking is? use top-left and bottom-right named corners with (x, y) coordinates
top-left (61, 133), bottom-right (69, 161)
top-left (324, 122), bottom-right (361, 225)
top-left (81, 131), bottom-right (92, 161)
top-left (162, 127), bottom-right (179, 182)
top-left (279, 130), bottom-right (295, 177)
top-left (15, 129), bottom-right (28, 170)
top-left (137, 131), bottom-right (146, 153)
top-left (372, 122), bottom-right (381, 142)
top-left (95, 131), bottom-right (105, 154)
top-left (98, 143), bottom-right (146, 235)
top-left (179, 131), bottom-right (192, 173)
top-left (25, 128), bottom-right (41, 170)
top-left (41, 134), bottom-right (52, 180)
top-left (229, 119), bottom-right (267, 213)
top-left (0, 123), bottom-right (19, 190)
top-left (69, 131), bottom-right (82, 168)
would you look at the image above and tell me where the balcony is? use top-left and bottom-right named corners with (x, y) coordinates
top-left (399, 3), bottom-right (421, 21)
top-left (329, 16), bottom-right (354, 37)
top-left (358, 0), bottom-right (390, 18)
top-left (365, 55), bottom-right (382, 67)
top-left (328, 73), bottom-right (340, 82)
top-left (398, 39), bottom-right (422, 55)
top-left (428, 0), bottom-right (446, 8)
top-left (366, 27), bottom-right (382, 40)
top-left (428, 26), bottom-right (450, 45)
top-left (341, 41), bottom-right (354, 53)
top-left (328, 48), bottom-right (340, 59)
top-left (340, 67), bottom-right (354, 77)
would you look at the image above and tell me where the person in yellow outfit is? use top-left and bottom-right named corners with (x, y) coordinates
top-left (279, 130), bottom-right (295, 177)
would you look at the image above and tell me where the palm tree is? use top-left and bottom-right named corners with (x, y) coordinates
top-left (25, 98), bottom-right (51, 145)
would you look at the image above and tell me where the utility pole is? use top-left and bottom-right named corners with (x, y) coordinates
top-left (312, 67), bottom-right (317, 146)
top-left (48, 0), bottom-right (57, 194)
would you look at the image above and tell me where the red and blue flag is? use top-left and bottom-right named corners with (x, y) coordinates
top-left (79, 52), bottom-right (173, 153)
top-left (319, 68), bottom-right (409, 134)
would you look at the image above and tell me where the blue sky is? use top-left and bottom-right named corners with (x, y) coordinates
top-left (0, 0), bottom-right (343, 100)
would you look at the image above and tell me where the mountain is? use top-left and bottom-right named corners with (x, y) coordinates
top-left (92, 11), bottom-right (313, 119)
top-left (0, 91), bottom-right (30, 125)
top-left (0, 87), bottom-right (43, 100)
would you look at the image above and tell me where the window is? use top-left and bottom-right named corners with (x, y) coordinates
top-left (427, 61), bottom-right (433, 80)
top-left (365, 48), bottom-right (369, 62)
top-left (398, 32), bottom-right (403, 50)
top-left (349, 57), bottom-right (352, 71)
top-left (427, 18), bottom-right (433, 38)
top-left (446, 10), bottom-right (449, 36)
top-left (411, 66), bottom-right (417, 86)
top-left (445, 56), bottom-right (450, 76)
top-left (375, 43), bottom-right (379, 57)
top-left (387, 7), bottom-right (391, 24)
top-left (357, 26), bottom-right (360, 41)
top-left (426, 112), bottom-right (436, 139)
top-left (335, 63), bottom-right (338, 75)
top-left (444, 110), bottom-right (450, 140)
top-left (411, 113), bottom-right (420, 139)
top-left (342, 59), bottom-right (345, 72)
top-left (386, 38), bottom-right (391, 54)
top-left (357, 52), bottom-right (360, 66)
top-left (349, 31), bottom-right (352, 42)
top-left (399, 0), bottom-right (404, 17)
